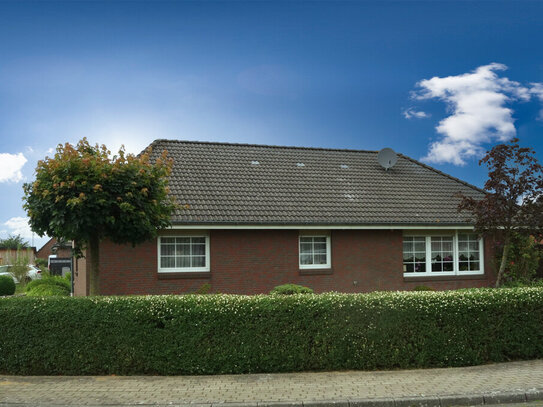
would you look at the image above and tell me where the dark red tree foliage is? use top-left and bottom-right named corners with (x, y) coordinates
top-left (458, 138), bottom-right (543, 287)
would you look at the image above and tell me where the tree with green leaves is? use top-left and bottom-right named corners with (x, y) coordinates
top-left (458, 138), bottom-right (543, 287)
top-left (23, 138), bottom-right (176, 295)
top-left (0, 235), bottom-right (29, 249)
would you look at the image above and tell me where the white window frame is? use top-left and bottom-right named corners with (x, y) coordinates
top-left (158, 235), bottom-right (210, 273)
top-left (403, 231), bottom-right (484, 277)
top-left (299, 235), bottom-right (331, 269)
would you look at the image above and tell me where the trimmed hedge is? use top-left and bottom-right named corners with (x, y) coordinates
top-left (0, 275), bottom-right (15, 296)
top-left (25, 276), bottom-right (70, 297)
top-left (270, 283), bottom-right (314, 295)
top-left (1, 288), bottom-right (543, 375)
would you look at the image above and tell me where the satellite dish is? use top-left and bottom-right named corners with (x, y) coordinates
top-left (377, 148), bottom-right (398, 170)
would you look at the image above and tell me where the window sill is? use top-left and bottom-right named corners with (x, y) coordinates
top-left (403, 273), bottom-right (485, 282)
top-left (158, 272), bottom-right (211, 280)
top-left (299, 269), bottom-right (333, 276)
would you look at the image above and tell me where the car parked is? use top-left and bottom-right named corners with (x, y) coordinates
top-left (0, 264), bottom-right (42, 283)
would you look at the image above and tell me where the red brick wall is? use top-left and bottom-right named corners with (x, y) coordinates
top-left (36, 238), bottom-right (72, 260)
top-left (88, 229), bottom-right (496, 296)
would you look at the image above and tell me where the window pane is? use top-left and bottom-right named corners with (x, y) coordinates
top-left (458, 252), bottom-right (468, 261)
top-left (192, 237), bottom-right (205, 244)
top-left (403, 242), bottom-right (413, 252)
top-left (414, 241), bottom-right (426, 252)
top-left (300, 237), bottom-right (312, 244)
top-left (313, 254), bottom-right (327, 264)
top-left (432, 262), bottom-right (443, 272)
top-left (458, 234), bottom-right (468, 241)
top-left (470, 261), bottom-right (480, 271)
top-left (404, 263), bottom-right (414, 273)
top-left (161, 244), bottom-right (175, 256)
top-left (443, 262), bottom-right (454, 272)
top-left (442, 241), bottom-right (453, 252)
top-left (414, 262), bottom-right (426, 273)
top-left (458, 242), bottom-right (468, 251)
top-left (431, 241), bottom-right (441, 252)
top-left (161, 257), bottom-right (175, 268)
top-left (314, 243), bottom-right (327, 254)
top-left (300, 243), bottom-right (312, 253)
top-left (414, 252), bottom-right (426, 262)
top-left (469, 252), bottom-right (480, 261)
top-left (192, 244), bottom-right (205, 256)
top-left (313, 237), bottom-right (326, 244)
top-left (161, 237), bottom-right (175, 244)
top-left (177, 237), bottom-right (190, 244)
top-left (459, 261), bottom-right (469, 271)
top-left (403, 253), bottom-right (414, 262)
top-left (177, 244), bottom-right (190, 255)
top-left (178, 256), bottom-right (191, 268)
top-left (300, 254), bottom-right (312, 265)
top-left (192, 256), bottom-right (206, 267)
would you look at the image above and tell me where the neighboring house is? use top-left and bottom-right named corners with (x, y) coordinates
top-left (0, 247), bottom-right (36, 266)
top-left (74, 140), bottom-right (495, 296)
top-left (36, 238), bottom-right (73, 260)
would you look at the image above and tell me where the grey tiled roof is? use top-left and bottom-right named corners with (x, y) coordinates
top-left (148, 140), bottom-right (484, 226)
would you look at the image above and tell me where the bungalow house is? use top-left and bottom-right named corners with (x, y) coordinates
top-left (73, 140), bottom-right (495, 296)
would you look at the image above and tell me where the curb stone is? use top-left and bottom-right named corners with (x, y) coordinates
top-left (440, 395), bottom-right (485, 407)
top-left (526, 390), bottom-right (543, 402)
top-left (394, 397), bottom-right (441, 407)
top-left (349, 398), bottom-right (395, 407)
top-left (483, 392), bottom-right (526, 405)
top-left (1, 391), bottom-right (543, 407)
top-left (303, 401), bottom-right (350, 407)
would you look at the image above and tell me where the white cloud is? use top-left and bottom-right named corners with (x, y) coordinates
top-left (403, 108), bottom-right (430, 119)
top-left (4, 217), bottom-right (33, 238)
top-left (0, 152), bottom-right (27, 182)
top-left (531, 83), bottom-right (543, 120)
top-left (411, 63), bottom-right (530, 166)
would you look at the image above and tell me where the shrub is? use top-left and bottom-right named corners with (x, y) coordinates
top-left (0, 275), bottom-right (15, 296)
top-left (502, 233), bottom-right (541, 284)
top-left (35, 258), bottom-right (48, 271)
top-left (2, 288), bottom-right (543, 375)
top-left (413, 285), bottom-right (436, 291)
top-left (194, 283), bottom-right (211, 294)
top-left (270, 283), bottom-right (314, 295)
top-left (25, 276), bottom-right (70, 297)
top-left (9, 250), bottom-right (30, 286)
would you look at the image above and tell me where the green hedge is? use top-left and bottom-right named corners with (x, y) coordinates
top-left (1, 288), bottom-right (543, 375)
top-left (270, 283), bottom-right (314, 295)
top-left (0, 275), bottom-right (15, 296)
top-left (25, 276), bottom-right (70, 297)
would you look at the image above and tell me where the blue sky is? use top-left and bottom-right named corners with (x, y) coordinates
top-left (1, 1), bottom-right (543, 248)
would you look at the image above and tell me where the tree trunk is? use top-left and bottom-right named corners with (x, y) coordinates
top-left (88, 235), bottom-right (100, 296)
top-left (495, 234), bottom-right (511, 288)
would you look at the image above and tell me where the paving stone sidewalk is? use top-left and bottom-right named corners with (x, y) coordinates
top-left (1, 360), bottom-right (543, 407)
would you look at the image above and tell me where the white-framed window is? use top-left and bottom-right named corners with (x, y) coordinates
top-left (403, 232), bottom-right (483, 277)
top-left (158, 236), bottom-right (210, 273)
top-left (299, 235), bottom-right (331, 269)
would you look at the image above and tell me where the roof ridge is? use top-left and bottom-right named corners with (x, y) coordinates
top-left (152, 139), bottom-right (380, 154)
top-left (398, 153), bottom-right (486, 194)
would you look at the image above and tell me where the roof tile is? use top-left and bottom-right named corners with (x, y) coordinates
top-left (148, 140), bottom-right (484, 225)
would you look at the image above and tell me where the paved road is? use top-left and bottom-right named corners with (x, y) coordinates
top-left (1, 360), bottom-right (543, 406)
